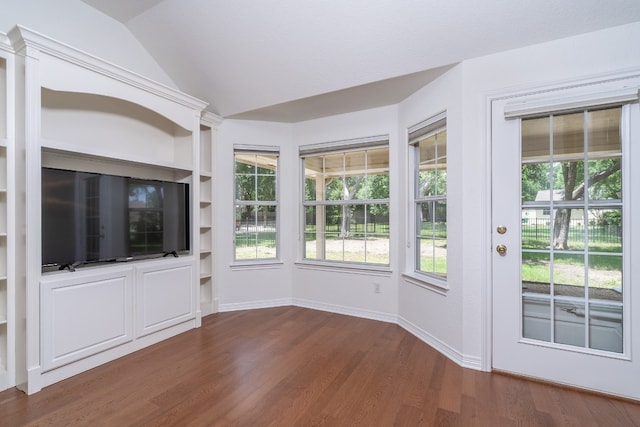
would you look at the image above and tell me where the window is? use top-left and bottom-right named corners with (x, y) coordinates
top-left (410, 113), bottom-right (447, 279)
top-left (234, 148), bottom-right (279, 261)
top-left (301, 137), bottom-right (390, 265)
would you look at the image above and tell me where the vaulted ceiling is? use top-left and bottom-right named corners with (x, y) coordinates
top-left (81, 0), bottom-right (640, 122)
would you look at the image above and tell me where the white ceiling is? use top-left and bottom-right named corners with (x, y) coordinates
top-left (81, 0), bottom-right (640, 122)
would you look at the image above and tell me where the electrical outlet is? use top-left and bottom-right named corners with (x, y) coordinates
top-left (374, 283), bottom-right (381, 294)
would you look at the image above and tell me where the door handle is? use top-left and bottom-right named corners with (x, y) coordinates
top-left (496, 244), bottom-right (507, 256)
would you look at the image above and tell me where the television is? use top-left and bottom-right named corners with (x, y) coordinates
top-left (42, 167), bottom-right (190, 269)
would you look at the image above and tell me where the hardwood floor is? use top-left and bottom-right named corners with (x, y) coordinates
top-left (1, 306), bottom-right (639, 426)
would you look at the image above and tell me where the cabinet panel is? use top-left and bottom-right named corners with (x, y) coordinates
top-left (135, 260), bottom-right (195, 338)
top-left (41, 269), bottom-right (134, 371)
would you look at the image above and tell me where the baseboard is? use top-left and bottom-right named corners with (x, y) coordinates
top-left (398, 315), bottom-right (482, 370)
top-left (293, 298), bottom-right (398, 324)
top-left (218, 298), bottom-right (294, 312)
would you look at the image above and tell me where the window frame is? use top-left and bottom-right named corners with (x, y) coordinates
top-left (233, 146), bottom-right (280, 264)
top-left (407, 111), bottom-right (449, 291)
top-left (299, 136), bottom-right (390, 268)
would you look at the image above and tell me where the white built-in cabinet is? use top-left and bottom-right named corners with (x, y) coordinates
top-left (0, 34), bottom-right (15, 392)
top-left (2, 25), bottom-right (220, 394)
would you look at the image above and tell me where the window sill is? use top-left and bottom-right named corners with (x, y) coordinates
top-left (295, 260), bottom-right (391, 276)
top-left (402, 272), bottom-right (449, 296)
top-left (230, 260), bottom-right (284, 271)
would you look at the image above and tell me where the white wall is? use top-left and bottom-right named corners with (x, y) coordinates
top-left (214, 120), bottom-right (295, 309)
top-left (214, 107), bottom-right (401, 319)
top-left (397, 65), bottom-right (469, 364)
top-left (291, 106), bottom-right (399, 321)
top-left (0, 0), bottom-right (175, 88)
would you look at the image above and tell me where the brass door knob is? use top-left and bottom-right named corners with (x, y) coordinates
top-left (496, 244), bottom-right (507, 256)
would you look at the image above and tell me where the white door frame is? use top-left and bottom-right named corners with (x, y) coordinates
top-left (484, 68), bottom-right (640, 398)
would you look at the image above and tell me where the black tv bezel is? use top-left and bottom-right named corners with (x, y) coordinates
top-left (41, 166), bottom-right (191, 270)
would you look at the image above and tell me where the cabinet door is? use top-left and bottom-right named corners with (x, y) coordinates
top-left (135, 259), bottom-right (195, 338)
top-left (41, 268), bottom-right (134, 371)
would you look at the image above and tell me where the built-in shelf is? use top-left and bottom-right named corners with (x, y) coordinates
top-left (0, 49), bottom-right (10, 392)
top-left (41, 140), bottom-right (194, 173)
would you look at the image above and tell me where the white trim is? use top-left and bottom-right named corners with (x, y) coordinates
top-left (504, 87), bottom-right (639, 119)
top-left (233, 144), bottom-right (280, 153)
top-left (7, 25), bottom-right (207, 112)
top-left (408, 110), bottom-right (447, 134)
top-left (293, 298), bottom-right (397, 324)
top-left (398, 316), bottom-right (482, 370)
top-left (230, 260), bottom-right (284, 270)
top-left (218, 298), bottom-right (293, 312)
top-left (408, 110), bottom-right (447, 145)
top-left (295, 260), bottom-right (392, 276)
top-left (200, 111), bottom-right (223, 128)
top-left (401, 272), bottom-right (449, 296)
top-left (299, 134), bottom-right (389, 156)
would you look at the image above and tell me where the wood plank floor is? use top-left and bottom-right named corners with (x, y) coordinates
top-left (1, 306), bottom-right (639, 426)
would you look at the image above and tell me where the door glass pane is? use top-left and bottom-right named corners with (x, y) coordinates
top-left (521, 106), bottom-right (624, 354)
top-left (522, 252), bottom-right (551, 296)
top-left (587, 160), bottom-right (622, 202)
top-left (587, 208), bottom-right (623, 252)
top-left (588, 254), bottom-right (622, 302)
top-left (553, 112), bottom-right (584, 160)
top-left (589, 301), bottom-right (623, 352)
top-left (553, 252), bottom-right (585, 296)
top-left (551, 207), bottom-right (586, 251)
top-left (555, 300), bottom-right (586, 347)
top-left (522, 296), bottom-right (551, 342)
top-left (521, 162), bottom-right (551, 203)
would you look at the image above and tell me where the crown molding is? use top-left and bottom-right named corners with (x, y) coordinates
top-left (7, 25), bottom-right (208, 112)
top-left (201, 111), bottom-right (224, 128)
top-left (0, 32), bottom-right (13, 54)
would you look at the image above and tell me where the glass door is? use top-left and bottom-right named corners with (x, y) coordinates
top-left (491, 91), bottom-right (640, 400)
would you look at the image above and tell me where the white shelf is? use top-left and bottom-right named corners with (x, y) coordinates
top-left (200, 171), bottom-right (212, 178)
top-left (41, 139), bottom-right (194, 173)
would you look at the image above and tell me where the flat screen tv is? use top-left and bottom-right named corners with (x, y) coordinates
top-left (42, 167), bottom-right (190, 269)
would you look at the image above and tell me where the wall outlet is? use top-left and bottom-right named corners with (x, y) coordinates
top-left (374, 283), bottom-right (381, 294)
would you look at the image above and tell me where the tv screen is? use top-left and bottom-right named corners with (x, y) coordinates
top-left (42, 167), bottom-right (190, 268)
